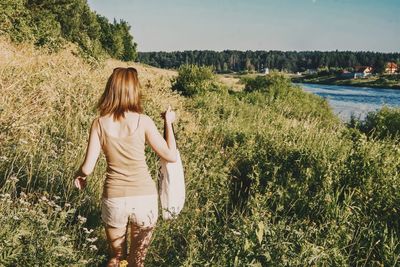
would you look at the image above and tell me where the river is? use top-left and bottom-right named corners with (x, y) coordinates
top-left (298, 83), bottom-right (400, 121)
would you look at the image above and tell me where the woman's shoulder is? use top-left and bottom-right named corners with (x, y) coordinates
top-left (91, 116), bottom-right (99, 125)
top-left (90, 116), bottom-right (102, 133)
top-left (92, 116), bottom-right (105, 127)
top-left (139, 113), bottom-right (154, 124)
top-left (94, 115), bottom-right (113, 128)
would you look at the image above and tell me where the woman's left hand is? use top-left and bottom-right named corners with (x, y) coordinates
top-left (161, 105), bottom-right (176, 124)
top-left (74, 176), bottom-right (87, 190)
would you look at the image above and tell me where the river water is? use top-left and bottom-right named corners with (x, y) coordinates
top-left (298, 83), bottom-right (400, 121)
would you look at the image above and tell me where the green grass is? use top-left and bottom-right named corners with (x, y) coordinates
top-left (1, 39), bottom-right (400, 266)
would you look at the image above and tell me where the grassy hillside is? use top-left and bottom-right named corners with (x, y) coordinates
top-left (1, 39), bottom-right (400, 266)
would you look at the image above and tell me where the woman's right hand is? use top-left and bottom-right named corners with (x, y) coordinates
top-left (74, 176), bottom-right (87, 190)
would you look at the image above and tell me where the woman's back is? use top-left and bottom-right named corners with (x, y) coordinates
top-left (74, 67), bottom-right (178, 266)
top-left (96, 112), bottom-right (157, 198)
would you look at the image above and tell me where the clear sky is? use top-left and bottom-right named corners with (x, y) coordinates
top-left (87, 0), bottom-right (400, 52)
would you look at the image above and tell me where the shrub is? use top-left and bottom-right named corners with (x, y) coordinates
top-left (349, 107), bottom-right (400, 140)
top-left (242, 76), bottom-right (269, 92)
top-left (243, 73), bottom-right (291, 94)
top-left (172, 64), bottom-right (217, 96)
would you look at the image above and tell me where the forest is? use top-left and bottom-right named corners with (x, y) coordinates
top-left (138, 50), bottom-right (400, 73)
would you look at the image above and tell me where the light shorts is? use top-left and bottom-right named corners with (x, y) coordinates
top-left (101, 194), bottom-right (158, 228)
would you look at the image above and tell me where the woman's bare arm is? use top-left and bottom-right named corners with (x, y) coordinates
top-left (144, 108), bottom-right (177, 162)
top-left (75, 119), bottom-right (101, 187)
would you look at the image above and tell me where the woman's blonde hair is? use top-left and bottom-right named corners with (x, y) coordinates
top-left (98, 67), bottom-right (143, 120)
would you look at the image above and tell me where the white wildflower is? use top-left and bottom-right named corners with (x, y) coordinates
top-left (64, 203), bottom-right (71, 208)
top-left (18, 198), bottom-right (28, 205)
top-left (89, 244), bottom-right (97, 251)
top-left (86, 237), bottom-right (98, 243)
top-left (78, 215), bottom-right (87, 224)
top-left (60, 235), bottom-right (69, 241)
top-left (83, 228), bottom-right (94, 234)
top-left (231, 229), bottom-right (241, 236)
top-left (9, 175), bottom-right (19, 182)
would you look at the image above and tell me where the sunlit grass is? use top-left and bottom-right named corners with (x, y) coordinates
top-left (1, 39), bottom-right (399, 266)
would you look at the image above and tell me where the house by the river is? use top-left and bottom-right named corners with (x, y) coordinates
top-left (354, 66), bottom-right (373, 78)
top-left (385, 62), bottom-right (398, 74)
top-left (341, 66), bottom-right (373, 79)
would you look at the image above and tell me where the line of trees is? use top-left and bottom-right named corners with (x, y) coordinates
top-left (138, 50), bottom-right (400, 73)
top-left (0, 0), bottom-right (137, 61)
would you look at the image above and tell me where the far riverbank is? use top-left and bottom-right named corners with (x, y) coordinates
top-left (292, 74), bottom-right (400, 90)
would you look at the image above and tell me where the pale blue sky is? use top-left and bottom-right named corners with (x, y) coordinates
top-left (87, 0), bottom-right (400, 52)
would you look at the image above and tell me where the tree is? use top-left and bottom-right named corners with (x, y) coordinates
top-left (119, 20), bottom-right (137, 61)
top-left (397, 60), bottom-right (400, 74)
top-left (1, 0), bottom-right (138, 60)
top-left (374, 57), bottom-right (386, 74)
top-left (172, 64), bottom-right (216, 97)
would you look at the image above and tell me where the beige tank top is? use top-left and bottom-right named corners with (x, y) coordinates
top-left (96, 115), bottom-right (157, 198)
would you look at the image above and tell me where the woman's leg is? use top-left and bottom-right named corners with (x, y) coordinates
top-left (127, 194), bottom-right (158, 267)
top-left (105, 225), bottom-right (128, 266)
top-left (127, 224), bottom-right (155, 267)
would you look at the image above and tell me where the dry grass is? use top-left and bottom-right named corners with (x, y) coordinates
top-left (0, 37), bottom-right (199, 265)
top-left (217, 74), bottom-right (245, 91)
top-left (0, 37), bottom-right (197, 145)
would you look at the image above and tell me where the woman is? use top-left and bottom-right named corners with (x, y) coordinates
top-left (74, 67), bottom-right (177, 267)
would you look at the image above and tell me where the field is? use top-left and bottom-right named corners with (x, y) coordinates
top-left (1, 39), bottom-right (400, 266)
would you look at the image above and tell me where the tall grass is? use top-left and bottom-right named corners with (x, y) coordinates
top-left (1, 39), bottom-right (400, 266)
top-left (0, 39), bottom-right (183, 265)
